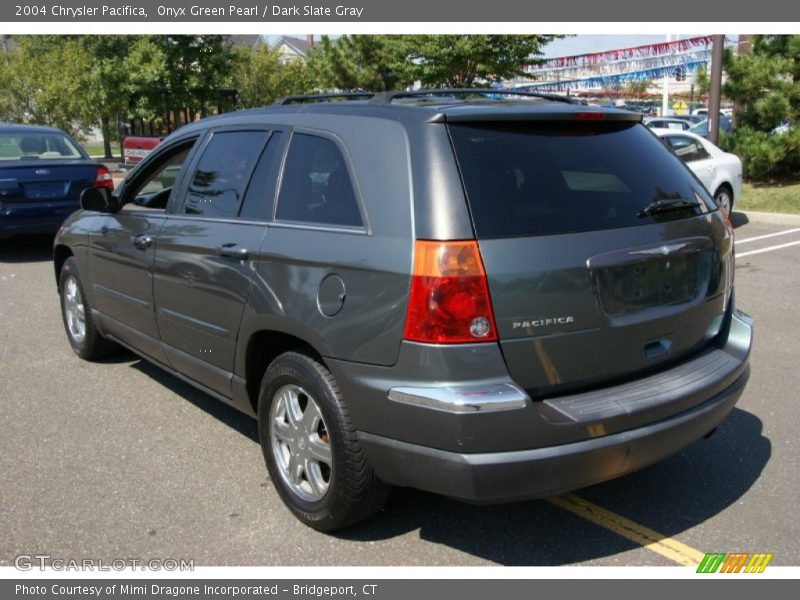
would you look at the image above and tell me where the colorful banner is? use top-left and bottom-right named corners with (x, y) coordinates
top-left (537, 35), bottom-right (716, 69)
top-left (513, 60), bottom-right (708, 92)
top-left (525, 49), bottom-right (713, 82)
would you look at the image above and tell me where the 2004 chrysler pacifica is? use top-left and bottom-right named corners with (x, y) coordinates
top-left (53, 90), bottom-right (752, 531)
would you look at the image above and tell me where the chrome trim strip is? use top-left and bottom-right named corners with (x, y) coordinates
top-left (387, 383), bottom-right (528, 413)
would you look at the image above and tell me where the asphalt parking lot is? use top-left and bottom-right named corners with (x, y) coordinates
top-left (1, 214), bottom-right (798, 567)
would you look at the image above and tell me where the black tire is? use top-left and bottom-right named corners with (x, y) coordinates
top-left (58, 257), bottom-right (118, 360)
top-left (257, 351), bottom-right (389, 531)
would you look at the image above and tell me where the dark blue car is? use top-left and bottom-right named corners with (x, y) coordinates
top-left (0, 124), bottom-right (114, 239)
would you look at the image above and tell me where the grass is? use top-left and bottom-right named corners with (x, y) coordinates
top-left (737, 182), bottom-right (800, 215)
top-left (80, 141), bottom-right (119, 159)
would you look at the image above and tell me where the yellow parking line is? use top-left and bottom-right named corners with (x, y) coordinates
top-left (547, 493), bottom-right (706, 566)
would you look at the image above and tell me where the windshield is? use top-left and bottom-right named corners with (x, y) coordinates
top-left (690, 116), bottom-right (731, 136)
top-left (0, 132), bottom-right (85, 161)
top-left (449, 121), bottom-right (716, 238)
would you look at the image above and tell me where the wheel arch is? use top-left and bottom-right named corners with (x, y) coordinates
top-left (53, 244), bottom-right (74, 288)
top-left (240, 326), bottom-right (328, 414)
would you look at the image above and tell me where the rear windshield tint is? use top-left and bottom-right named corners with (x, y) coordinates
top-left (448, 121), bottom-right (715, 238)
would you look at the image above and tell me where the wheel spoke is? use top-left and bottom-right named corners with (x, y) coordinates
top-left (301, 399), bottom-right (322, 432)
top-left (308, 435), bottom-right (332, 465)
top-left (305, 459), bottom-right (328, 496)
top-left (283, 389), bottom-right (302, 428)
top-left (287, 453), bottom-right (302, 485)
top-left (273, 418), bottom-right (295, 444)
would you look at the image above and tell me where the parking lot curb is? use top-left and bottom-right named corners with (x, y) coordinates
top-left (738, 210), bottom-right (800, 226)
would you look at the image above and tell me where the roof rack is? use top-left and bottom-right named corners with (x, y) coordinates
top-left (369, 88), bottom-right (578, 106)
top-left (273, 92), bottom-right (375, 106)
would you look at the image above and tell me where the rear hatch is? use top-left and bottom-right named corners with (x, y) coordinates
top-left (0, 161), bottom-right (97, 205)
top-left (448, 117), bottom-right (733, 398)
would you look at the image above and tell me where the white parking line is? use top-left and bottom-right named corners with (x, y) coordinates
top-left (736, 227), bottom-right (800, 245)
top-left (737, 240), bottom-right (800, 258)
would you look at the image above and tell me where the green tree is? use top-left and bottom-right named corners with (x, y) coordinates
top-left (306, 35), bottom-right (410, 91)
top-left (0, 36), bottom-right (97, 136)
top-left (235, 46), bottom-right (315, 107)
top-left (76, 35), bottom-right (137, 158)
top-left (307, 34), bottom-right (560, 91)
top-left (724, 35), bottom-right (800, 131)
top-left (156, 36), bottom-right (238, 123)
top-left (723, 35), bottom-right (800, 180)
top-left (400, 35), bottom-right (560, 87)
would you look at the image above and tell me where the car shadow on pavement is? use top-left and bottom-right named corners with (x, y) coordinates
top-left (125, 357), bottom-right (770, 566)
top-left (0, 234), bottom-right (55, 263)
top-left (731, 211), bottom-right (750, 229)
top-left (130, 358), bottom-right (259, 442)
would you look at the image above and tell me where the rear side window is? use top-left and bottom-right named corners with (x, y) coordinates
top-left (184, 131), bottom-right (269, 218)
top-left (275, 133), bottom-right (363, 227)
top-left (666, 135), bottom-right (711, 163)
top-left (449, 121), bottom-right (715, 238)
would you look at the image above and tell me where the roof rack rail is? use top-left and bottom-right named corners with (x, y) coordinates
top-left (369, 88), bottom-right (578, 106)
top-left (273, 92), bottom-right (375, 106)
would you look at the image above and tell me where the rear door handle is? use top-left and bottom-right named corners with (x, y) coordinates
top-left (216, 243), bottom-right (249, 260)
top-left (131, 234), bottom-right (153, 250)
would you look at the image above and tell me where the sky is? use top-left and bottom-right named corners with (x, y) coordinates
top-left (543, 35), bottom-right (681, 58)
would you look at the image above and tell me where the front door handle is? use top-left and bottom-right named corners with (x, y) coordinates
top-left (131, 234), bottom-right (153, 250)
top-left (216, 243), bottom-right (249, 260)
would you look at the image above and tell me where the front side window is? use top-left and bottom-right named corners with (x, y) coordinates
top-left (123, 143), bottom-right (194, 212)
top-left (275, 133), bottom-right (363, 227)
top-left (183, 131), bottom-right (269, 219)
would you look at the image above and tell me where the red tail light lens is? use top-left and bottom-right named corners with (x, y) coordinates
top-left (575, 111), bottom-right (605, 121)
top-left (93, 165), bottom-right (115, 191)
top-left (403, 240), bottom-right (498, 344)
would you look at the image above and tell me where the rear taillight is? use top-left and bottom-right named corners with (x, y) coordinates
top-left (575, 111), bottom-right (605, 121)
top-left (403, 240), bottom-right (498, 344)
top-left (93, 165), bottom-right (115, 191)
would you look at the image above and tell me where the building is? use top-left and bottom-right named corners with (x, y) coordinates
top-left (271, 35), bottom-right (313, 64)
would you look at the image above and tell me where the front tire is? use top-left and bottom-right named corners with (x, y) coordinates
top-left (257, 351), bottom-right (389, 531)
top-left (59, 257), bottom-right (118, 360)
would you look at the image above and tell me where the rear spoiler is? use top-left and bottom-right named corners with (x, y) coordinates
top-left (432, 107), bottom-right (643, 124)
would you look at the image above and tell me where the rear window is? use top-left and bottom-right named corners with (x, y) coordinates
top-left (449, 121), bottom-right (715, 238)
top-left (0, 132), bottom-right (84, 161)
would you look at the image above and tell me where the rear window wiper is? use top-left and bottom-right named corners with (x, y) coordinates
top-left (637, 198), bottom-right (701, 218)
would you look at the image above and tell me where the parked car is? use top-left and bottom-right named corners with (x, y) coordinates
top-left (669, 114), bottom-right (705, 124)
top-left (771, 120), bottom-right (794, 135)
top-left (122, 135), bottom-right (163, 168)
top-left (644, 117), bottom-right (692, 131)
top-left (54, 90), bottom-right (752, 531)
top-left (654, 129), bottom-right (742, 213)
top-left (0, 124), bottom-right (113, 240)
top-left (690, 115), bottom-right (733, 138)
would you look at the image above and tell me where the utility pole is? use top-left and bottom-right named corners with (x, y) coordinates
top-left (708, 35), bottom-right (725, 145)
top-left (661, 34), bottom-right (672, 116)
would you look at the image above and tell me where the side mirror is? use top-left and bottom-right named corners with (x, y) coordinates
top-left (80, 187), bottom-right (114, 212)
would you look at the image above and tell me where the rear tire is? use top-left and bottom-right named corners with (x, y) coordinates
top-left (714, 185), bottom-right (733, 214)
top-left (59, 257), bottom-right (118, 360)
top-left (257, 351), bottom-right (389, 531)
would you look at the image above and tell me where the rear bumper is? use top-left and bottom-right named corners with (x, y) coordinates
top-left (344, 309), bottom-right (752, 502)
top-left (359, 366), bottom-right (747, 502)
top-left (0, 204), bottom-right (76, 236)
